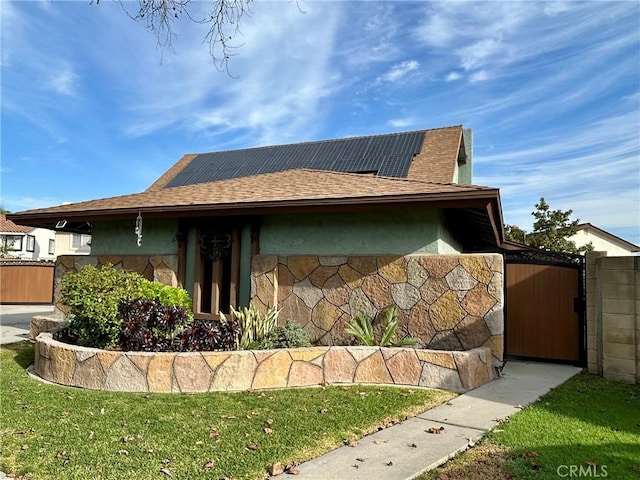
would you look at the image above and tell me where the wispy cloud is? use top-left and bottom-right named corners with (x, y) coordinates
top-left (378, 60), bottom-right (420, 83)
top-left (45, 64), bottom-right (79, 96)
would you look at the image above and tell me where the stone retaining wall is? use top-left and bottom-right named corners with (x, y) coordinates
top-left (251, 254), bottom-right (503, 366)
top-left (34, 333), bottom-right (493, 393)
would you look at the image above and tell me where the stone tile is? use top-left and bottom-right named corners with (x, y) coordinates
top-left (289, 361), bottom-right (324, 387)
top-left (445, 265), bottom-right (479, 291)
top-left (293, 277), bottom-right (324, 309)
top-left (201, 352), bottom-right (231, 371)
top-left (429, 330), bottom-right (463, 351)
top-left (391, 283), bottom-right (421, 310)
top-left (105, 356), bottom-right (148, 392)
top-left (312, 298), bottom-right (343, 332)
top-left (408, 301), bottom-right (436, 345)
top-left (482, 335), bottom-right (504, 362)
top-left (309, 265), bottom-right (340, 288)
top-left (122, 256), bottom-right (149, 275)
top-left (253, 350), bottom-right (293, 389)
top-left (361, 274), bottom-right (394, 310)
top-left (319, 256), bottom-right (348, 266)
top-left (252, 255), bottom-right (278, 276)
top-left (174, 354), bottom-right (214, 392)
top-left (276, 264), bottom-right (295, 303)
top-left (420, 277), bottom-right (449, 304)
top-left (420, 255), bottom-right (459, 279)
top-left (327, 313), bottom-right (352, 345)
top-left (462, 285), bottom-right (496, 318)
top-left (255, 272), bottom-right (276, 307)
top-left (289, 347), bottom-right (329, 362)
top-left (74, 348), bottom-right (97, 363)
top-left (72, 355), bottom-right (105, 390)
top-left (454, 315), bottom-right (491, 351)
top-left (429, 290), bottom-right (466, 330)
top-left (484, 306), bottom-right (504, 335)
top-left (349, 288), bottom-right (375, 320)
top-left (51, 345), bottom-right (75, 385)
top-left (323, 274), bottom-right (352, 308)
top-left (128, 353), bottom-right (153, 373)
top-left (211, 352), bottom-right (257, 391)
top-left (453, 351), bottom-right (480, 390)
top-left (147, 354), bottom-right (175, 393)
top-left (347, 346), bottom-right (377, 363)
top-left (407, 258), bottom-right (429, 288)
top-left (377, 256), bottom-right (407, 283)
top-left (354, 350), bottom-right (392, 383)
top-left (487, 272), bottom-right (503, 303)
top-left (97, 351), bottom-right (120, 372)
top-left (348, 256), bottom-right (378, 276)
top-left (324, 348), bottom-right (357, 383)
top-left (484, 254), bottom-right (503, 273)
top-left (338, 264), bottom-right (364, 287)
top-left (279, 293), bottom-right (312, 327)
top-left (385, 349), bottom-right (421, 385)
top-left (459, 256), bottom-right (493, 284)
top-left (288, 256), bottom-right (320, 280)
top-left (603, 328), bottom-right (635, 345)
top-left (419, 362), bottom-right (464, 392)
top-left (416, 350), bottom-right (455, 369)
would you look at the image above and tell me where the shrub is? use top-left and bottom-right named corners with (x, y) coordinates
top-left (118, 299), bottom-right (191, 352)
top-left (256, 321), bottom-right (311, 349)
top-left (60, 264), bottom-right (148, 349)
top-left (345, 305), bottom-right (419, 348)
top-left (60, 264), bottom-right (193, 349)
top-left (175, 318), bottom-right (239, 352)
top-left (220, 304), bottom-right (279, 350)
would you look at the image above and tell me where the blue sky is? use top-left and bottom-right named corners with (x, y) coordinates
top-left (1, 1), bottom-right (639, 245)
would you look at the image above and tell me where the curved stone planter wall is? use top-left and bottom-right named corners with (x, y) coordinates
top-left (34, 333), bottom-right (493, 394)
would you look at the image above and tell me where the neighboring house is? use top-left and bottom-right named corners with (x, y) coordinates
top-left (0, 214), bottom-right (55, 261)
top-left (9, 125), bottom-right (507, 366)
top-left (568, 223), bottom-right (640, 256)
top-left (54, 232), bottom-right (92, 256)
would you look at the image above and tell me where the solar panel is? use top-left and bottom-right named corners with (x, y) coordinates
top-left (164, 130), bottom-right (426, 188)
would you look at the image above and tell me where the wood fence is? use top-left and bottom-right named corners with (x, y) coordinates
top-left (0, 261), bottom-right (55, 304)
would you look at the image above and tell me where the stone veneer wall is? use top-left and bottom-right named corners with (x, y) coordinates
top-left (250, 254), bottom-right (503, 366)
top-left (34, 333), bottom-right (493, 393)
top-left (54, 255), bottom-right (179, 314)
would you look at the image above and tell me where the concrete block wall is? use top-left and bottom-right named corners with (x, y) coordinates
top-left (586, 252), bottom-right (639, 384)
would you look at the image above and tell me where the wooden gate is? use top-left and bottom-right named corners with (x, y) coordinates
top-left (504, 251), bottom-right (585, 365)
top-left (0, 261), bottom-right (55, 304)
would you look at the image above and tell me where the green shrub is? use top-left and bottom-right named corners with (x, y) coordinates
top-left (220, 304), bottom-right (279, 350)
top-left (60, 264), bottom-right (192, 349)
top-left (345, 305), bottom-right (419, 348)
top-left (256, 321), bottom-right (311, 349)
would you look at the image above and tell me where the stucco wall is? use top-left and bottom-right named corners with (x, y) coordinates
top-left (90, 219), bottom-right (178, 256)
top-left (251, 253), bottom-right (504, 367)
top-left (259, 210), bottom-right (462, 256)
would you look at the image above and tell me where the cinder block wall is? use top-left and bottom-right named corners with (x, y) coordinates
top-left (587, 252), bottom-right (640, 384)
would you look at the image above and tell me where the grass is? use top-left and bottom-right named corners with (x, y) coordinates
top-left (0, 342), bottom-right (454, 480)
top-left (421, 371), bottom-right (640, 480)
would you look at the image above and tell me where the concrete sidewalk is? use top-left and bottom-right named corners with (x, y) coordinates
top-left (294, 361), bottom-right (583, 480)
top-left (0, 304), bottom-right (54, 344)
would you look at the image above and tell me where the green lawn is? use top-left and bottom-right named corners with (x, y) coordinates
top-left (0, 342), bottom-right (454, 480)
top-left (422, 371), bottom-right (640, 480)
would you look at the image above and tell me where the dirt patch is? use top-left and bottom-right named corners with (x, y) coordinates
top-left (421, 441), bottom-right (512, 480)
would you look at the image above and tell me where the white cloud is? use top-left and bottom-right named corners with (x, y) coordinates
top-left (388, 118), bottom-right (414, 128)
top-left (45, 65), bottom-right (79, 96)
top-left (379, 60), bottom-right (420, 83)
top-left (445, 72), bottom-right (461, 82)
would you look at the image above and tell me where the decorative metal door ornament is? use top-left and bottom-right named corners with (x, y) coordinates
top-left (200, 232), bottom-right (232, 260)
top-left (134, 212), bottom-right (143, 247)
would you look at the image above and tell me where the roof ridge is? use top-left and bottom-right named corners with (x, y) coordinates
top-left (189, 125), bottom-right (462, 157)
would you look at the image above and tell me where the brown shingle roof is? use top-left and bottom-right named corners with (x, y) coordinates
top-left (0, 214), bottom-right (33, 234)
top-left (12, 169), bottom-right (498, 220)
top-left (408, 126), bottom-right (462, 182)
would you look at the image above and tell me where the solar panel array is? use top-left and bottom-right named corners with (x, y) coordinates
top-left (164, 130), bottom-right (426, 188)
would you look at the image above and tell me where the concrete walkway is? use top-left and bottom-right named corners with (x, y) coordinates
top-left (0, 304), bottom-right (54, 344)
top-left (295, 361), bottom-right (583, 480)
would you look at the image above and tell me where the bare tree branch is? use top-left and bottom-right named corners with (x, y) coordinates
top-left (93, 0), bottom-right (253, 73)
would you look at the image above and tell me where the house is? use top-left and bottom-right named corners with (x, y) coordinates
top-left (568, 223), bottom-right (639, 256)
top-left (54, 231), bottom-right (92, 256)
top-left (0, 214), bottom-right (55, 261)
top-left (9, 125), bottom-right (506, 366)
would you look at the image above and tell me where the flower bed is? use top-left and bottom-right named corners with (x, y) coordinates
top-left (33, 332), bottom-right (494, 393)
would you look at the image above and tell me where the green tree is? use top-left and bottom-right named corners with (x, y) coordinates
top-left (504, 198), bottom-right (593, 255)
